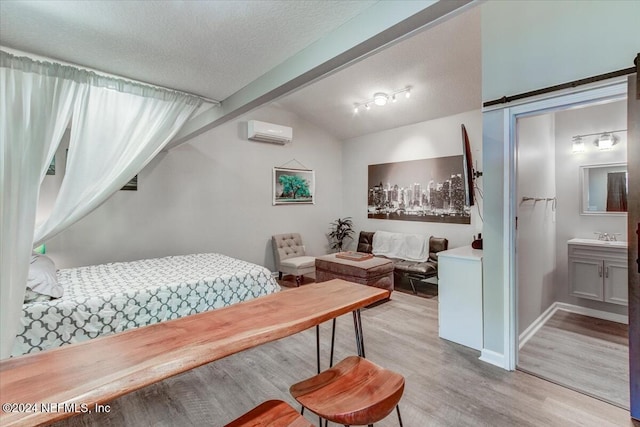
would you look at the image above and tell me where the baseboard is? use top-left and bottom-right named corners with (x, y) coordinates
top-left (555, 302), bottom-right (628, 325)
top-left (479, 348), bottom-right (506, 369)
top-left (519, 303), bottom-right (559, 350)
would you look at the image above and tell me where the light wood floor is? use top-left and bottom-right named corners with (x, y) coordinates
top-left (52, 292), bottom-right (634, 427)
top-left (518, 310), bottom-right (629, 410)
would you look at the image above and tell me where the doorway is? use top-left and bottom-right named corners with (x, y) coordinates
top-left (514, 98), bottom-right (629, 408)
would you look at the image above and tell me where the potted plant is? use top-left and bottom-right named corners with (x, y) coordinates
top-left (328, 217), bottom-right (354, 252)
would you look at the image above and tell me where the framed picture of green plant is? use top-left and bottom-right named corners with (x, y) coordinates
top-left (273, 167), bottom-right (314, 205)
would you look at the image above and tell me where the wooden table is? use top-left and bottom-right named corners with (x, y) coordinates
top-left (0, 279), bottom-right (389, 427)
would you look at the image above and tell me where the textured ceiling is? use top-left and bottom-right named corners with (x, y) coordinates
top-left (0, 1), bottom-right (481, 141)
top-left (0, 0), bottom-right (376, 101)
top-left (275, 6), bottom-right (481, 140)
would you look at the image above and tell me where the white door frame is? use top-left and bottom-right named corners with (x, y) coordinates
top-left (484, 79), bottom-right (628, 370)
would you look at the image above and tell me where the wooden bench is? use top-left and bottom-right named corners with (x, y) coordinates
top-left (0, 280), bottom-right (389, 426)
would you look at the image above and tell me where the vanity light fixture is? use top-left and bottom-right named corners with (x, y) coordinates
top-left (571, 129), bottom-right (625, 153)
top-left (572, 136), bottom-right (585, 153)
top-left (353, 86), bottom-right (411, 113)
top-left (594, 132), bottom-right (618, 150)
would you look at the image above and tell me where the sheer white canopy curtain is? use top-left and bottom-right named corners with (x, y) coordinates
top-left (1, 52), bottom-right (82, 360)
top-left (0, 50), bottom-right (202, 359)
top-left (33, 72), bottom-right (202, 244)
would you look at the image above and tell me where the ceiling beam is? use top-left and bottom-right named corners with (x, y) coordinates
top-left (165, 0), bottom-right (474, 150)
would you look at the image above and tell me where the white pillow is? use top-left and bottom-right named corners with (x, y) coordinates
top-left (27, 253), bottom-right (63, 299)
top-left (24, 289), bottom-right (53, 303)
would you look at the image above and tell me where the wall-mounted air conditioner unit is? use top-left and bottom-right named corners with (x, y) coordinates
top-left (247, 120), bottom-right (292, 145)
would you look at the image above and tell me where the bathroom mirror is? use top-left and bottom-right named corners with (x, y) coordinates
top-left (580, 163), bottom-right (627, 215)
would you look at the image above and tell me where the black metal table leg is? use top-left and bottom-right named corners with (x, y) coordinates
top-left (316, 324), bottom-right (321, 374)
top-left (330, 318), bottom-right (336, 368)
top-left (352, 309), bottom-right (365, 358)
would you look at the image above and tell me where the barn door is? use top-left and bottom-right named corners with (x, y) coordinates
top-left (628, 56), bottom-right (639, 421)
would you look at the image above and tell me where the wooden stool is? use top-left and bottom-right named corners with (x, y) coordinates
top-left (290, 356), bottom-right (405, 426)
top-left (224, 400), bottom-right (314, 427)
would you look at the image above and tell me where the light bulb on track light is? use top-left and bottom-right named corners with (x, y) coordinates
top-left (373, 93), bottom-right (388, 106)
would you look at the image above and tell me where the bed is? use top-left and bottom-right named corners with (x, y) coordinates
top-left (12, 253), bottom-right (280, 357)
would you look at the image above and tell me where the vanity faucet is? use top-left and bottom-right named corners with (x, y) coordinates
top-left (594, 232), bottom-right (619, 241)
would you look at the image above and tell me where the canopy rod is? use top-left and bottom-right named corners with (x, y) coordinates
top-left (1, 48), bottom-right (221, 106)
top-left (483, 57), bottom-right (638, 108)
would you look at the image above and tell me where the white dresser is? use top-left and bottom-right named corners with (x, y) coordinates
top-left (438, 246), bottom-right (483, 350)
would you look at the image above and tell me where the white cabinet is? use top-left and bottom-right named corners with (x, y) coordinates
top-left (603, 260), bottom-right (628, 305)
top-left (568, 239), bottom-right (628, 306)
top-left (438, 246), bottom-right (483, 350)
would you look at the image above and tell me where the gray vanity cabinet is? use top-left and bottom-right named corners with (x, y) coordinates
top-left (568, 239), bottom-right (628, 306)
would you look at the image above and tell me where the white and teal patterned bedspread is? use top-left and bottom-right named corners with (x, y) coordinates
top-left (12, 253), bottom-right (280, 357)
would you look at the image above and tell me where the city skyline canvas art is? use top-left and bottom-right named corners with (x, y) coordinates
top-left (368, 155), bottom-right (470, 224)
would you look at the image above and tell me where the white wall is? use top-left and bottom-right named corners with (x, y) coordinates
top-left (341, 109), bottom-right (482, 249)
top-left (39, 105), bottom-right (344, 270)
top-left (481, 0), bottom-right (638, 359)
top-left (516, 113), bottom-right (557, 334)
top-left (554, 99), bottom-right (627, 316)
top-left (481, 1), bottom-right (640, 103)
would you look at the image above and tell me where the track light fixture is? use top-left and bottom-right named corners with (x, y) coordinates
top-left (353, 86), bottom-right (411, 113)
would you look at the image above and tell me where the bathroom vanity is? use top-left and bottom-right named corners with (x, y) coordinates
top-left (568, 238), bottom-right (628, 306)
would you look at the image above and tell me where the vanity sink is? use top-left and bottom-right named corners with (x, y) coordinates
top-left (568, 238), bottom-right (628, 248)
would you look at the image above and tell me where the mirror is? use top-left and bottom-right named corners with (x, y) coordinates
top-left (580, 163), bottom-right (627, 215)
